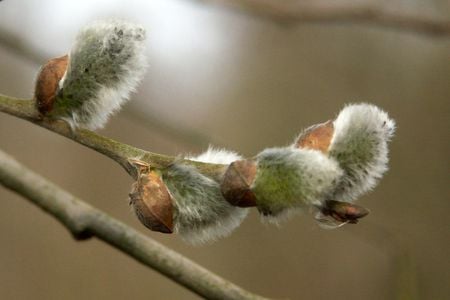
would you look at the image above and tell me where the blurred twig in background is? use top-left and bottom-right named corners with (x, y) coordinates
top-left (0, 149), bottom-right (267, 300)
top-left (197, 0), bottom-right (450, 36)
top-left (0, 28), bottom-right (48, 63)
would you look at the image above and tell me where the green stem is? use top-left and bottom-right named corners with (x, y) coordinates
top-left (0, 94), bottom-right (224, 179)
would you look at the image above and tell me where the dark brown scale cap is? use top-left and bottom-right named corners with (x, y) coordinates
top-left (321, 200), bottom-right (369, 224)
top-left (129, 169), bottom-right (174, 234)
top-left (34, 55), bottom-right (69, 115)
top-left (295, 120), bottom-right (334, 154)
top-left (221, 160), bottom-right (257, 207)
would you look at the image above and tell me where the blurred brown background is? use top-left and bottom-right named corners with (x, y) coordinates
top-left (0, 0), bottom-right (449, 299)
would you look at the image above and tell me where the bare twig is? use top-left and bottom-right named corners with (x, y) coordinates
top-left (0, 27), bottom-right (48, 63)
top-left (197, 0), bottom-right (450, 36)
top-left (0, 149), bottom-right (268, 300)
top-left (0, 94), bottom-right (224, 180)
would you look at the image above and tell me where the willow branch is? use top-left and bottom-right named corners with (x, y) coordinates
top-left (0, 149), bottom-right (267, 300)
top-left (199, 0), bottom-right (450, 36)
top-left (0, 94), bottom-right (224, 180)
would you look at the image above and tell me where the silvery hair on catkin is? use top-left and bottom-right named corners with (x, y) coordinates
top-left (329, 103), bottom-right (396, 201)
top-left (57, 20), bottom-right (147, 130)
top-left (163, 148), bottom-right (248, 244)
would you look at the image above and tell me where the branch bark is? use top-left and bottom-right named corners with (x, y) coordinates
top-left (0, 94), bottom-right (224, 180)
top-left (198, 0), bottom-right (450, 36)
top-left (0, 149), bottom-right (268, 300)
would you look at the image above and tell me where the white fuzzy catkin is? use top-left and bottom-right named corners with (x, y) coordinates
top-left (187, 146), bottom-right (243, 165)
top-left (55, 20), bottom-right (147, 130)
top-left (329, 103), bottom-right (396, 201)
top-left (163, 163), bottom-right (248, 244)
top-left (252, 147), bottom-right (343, 223)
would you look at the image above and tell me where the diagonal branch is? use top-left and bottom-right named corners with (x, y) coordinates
top-left (0, 94), bottom-right (225, 180)
top-left (0, 27), bottom-right (48, 63)
top-left (198, 0), bottom-right (450, 36)
top-left (0, 148), bottom-right (268, 300)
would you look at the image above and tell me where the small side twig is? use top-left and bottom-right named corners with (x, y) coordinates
top-left (198, 0), bottom-right (450, 36)
top-left (0, 149), bottom-right (268, 300)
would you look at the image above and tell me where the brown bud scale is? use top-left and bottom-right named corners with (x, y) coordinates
top-left (34, 55), bottom-right (69, 115)
top-left (295, 120), bottom-right (334, 154)
top-left (129, 170), bottom-right (174, 233)
top-left (320, 200), bottom-right (369, 224)
top-left (221, 160), bottom-right (257, 207)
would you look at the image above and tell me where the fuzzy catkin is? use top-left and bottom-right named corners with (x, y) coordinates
top-left (163, 163), bottom-right (248, 244)
top-left (187, 146), bottom-right (243, 165)
top-left (329, 103), bottom-right (396, 201)
top-left (158, 148), bottom-right (247, 244)
top-left (252, 147), bottom-right (343, 222)
top-left (53, 20), bottom-right (147, 130)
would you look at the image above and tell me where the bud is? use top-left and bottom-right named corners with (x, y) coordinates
top-left (34, 55), bottom-right (69, 115)
top-left (252, 147), bottom-right (343, 222)
top-left (34, 20), bottom-right (147, 130)
top-left (328, 103), bottom-right (396, 201)
top-left (220, 104), bottom-right (395, 228)
top-left (129, 162), bottom-right (173, 234)
top-left (315, 200), bottom-right (369, 228)
top-left (221, 159), bottom-right (257, 207)
top-left (129, 149), bottom-right (249, 243)
top-left (294, 120), bottom-right (334, 154)
top-left (163, 163), bottom-right (248, 244)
